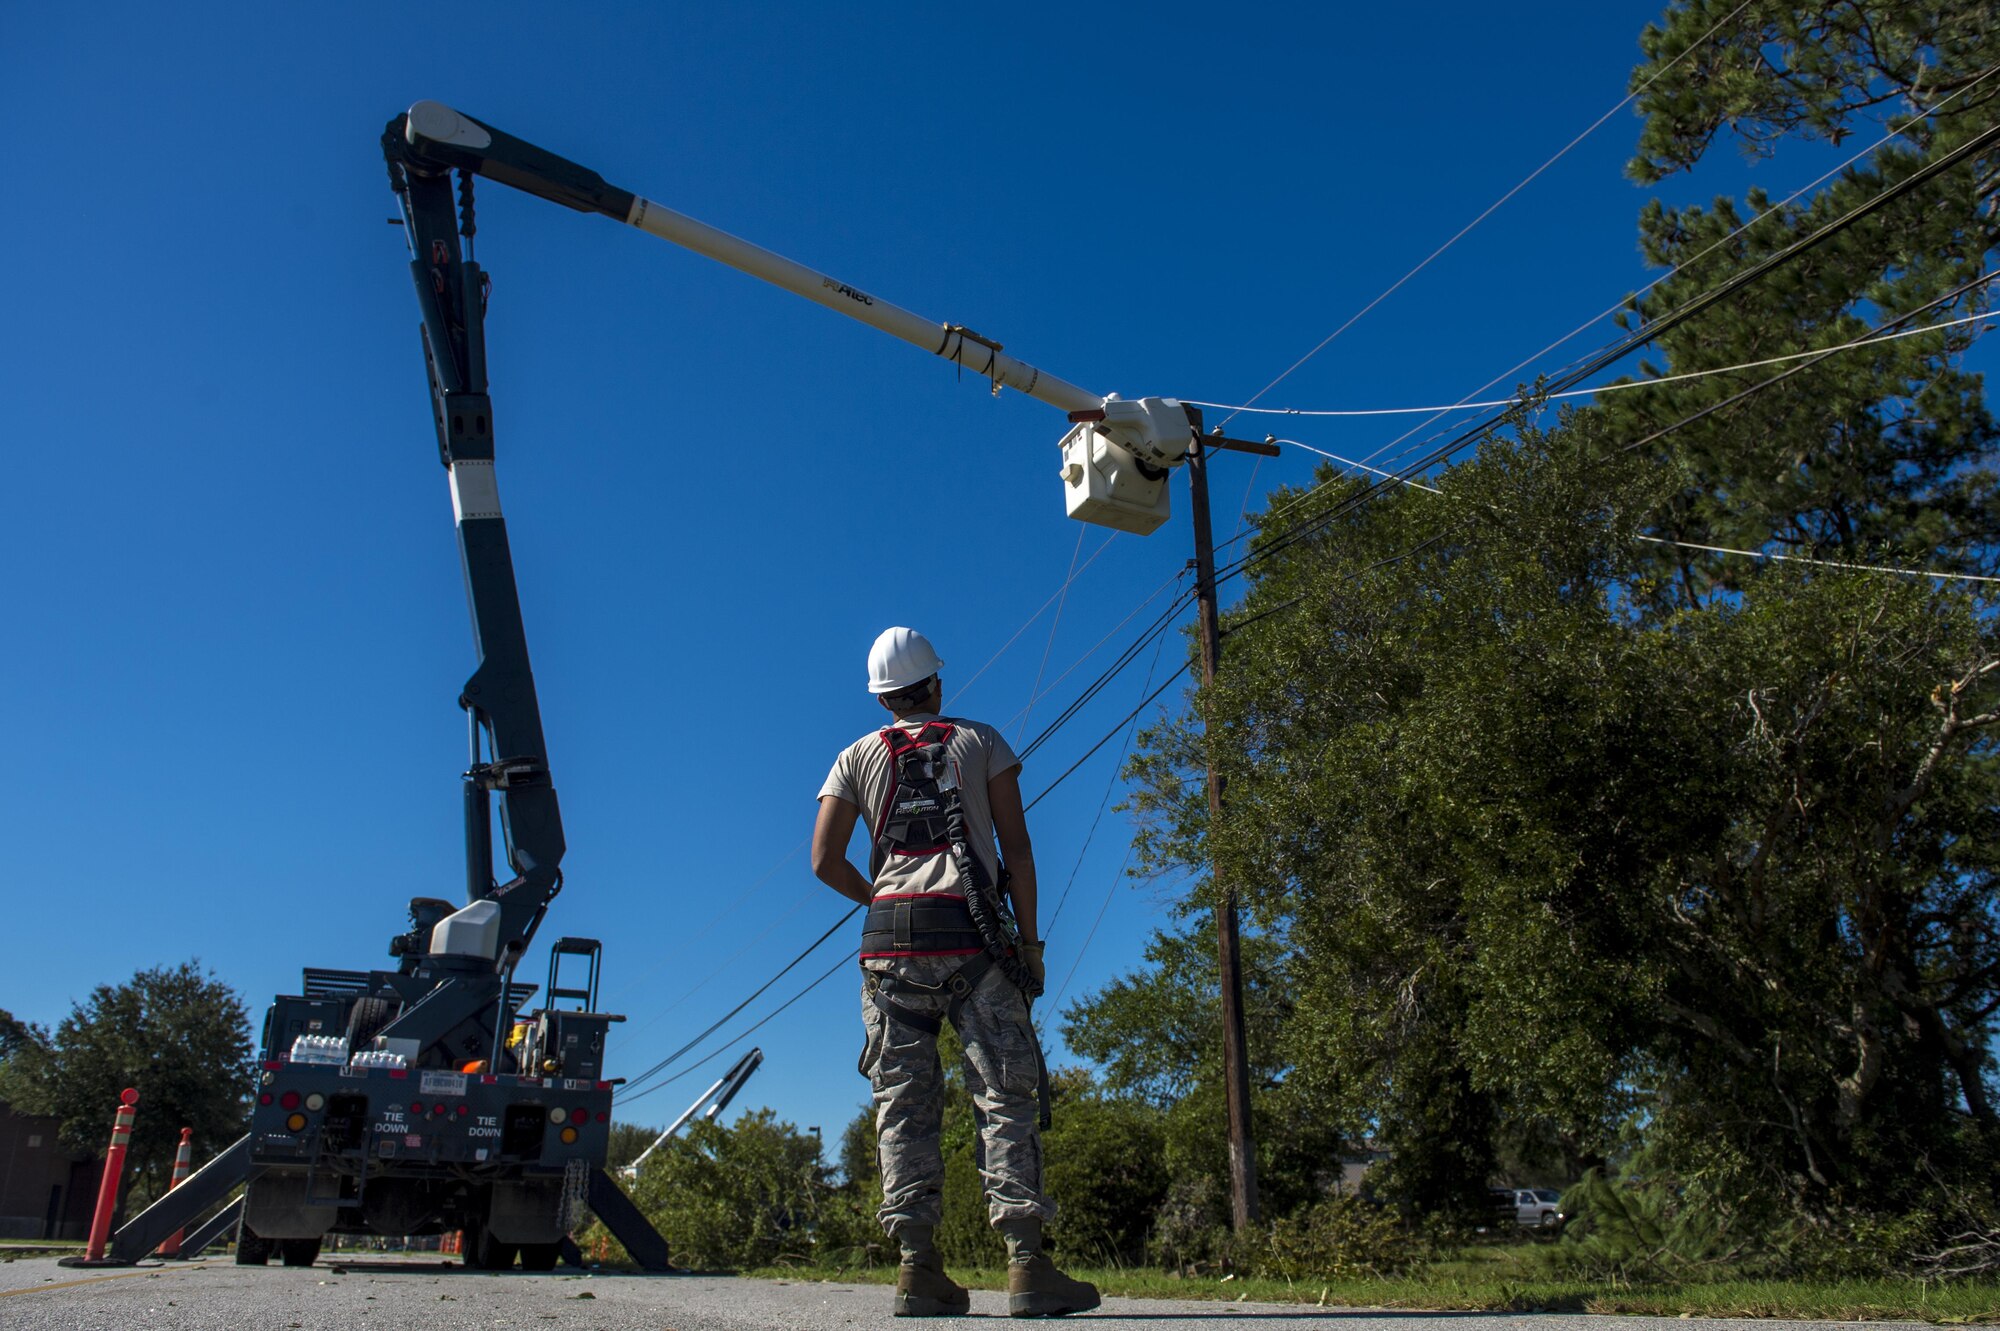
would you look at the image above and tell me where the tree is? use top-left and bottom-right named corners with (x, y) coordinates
top-left (0, 1008), bottom-right (43, 1064)
top-left (1612, 0), bottom-right (1999, 610)
top-left (1062, 920), bottom-right (1346, 1225)
top-left (1102, 0), bottom-right (2000, 1240)
top-left (0, 962), bottom-right (253, 1205)
top-left (1123, 403), bottom-right (1999, 1223)
top-left (1122, 426), bottom-right (1670, 1220)
top-left (605, 1119), bottom-right (663, 1172)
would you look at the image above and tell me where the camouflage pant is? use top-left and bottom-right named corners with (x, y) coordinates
top-left (860, 958), bottom-right (1054, 1234)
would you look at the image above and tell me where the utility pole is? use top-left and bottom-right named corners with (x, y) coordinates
top-left (1183, 405), bottom-right (1267, 1230)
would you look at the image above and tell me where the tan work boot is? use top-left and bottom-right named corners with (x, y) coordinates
top-left (998, 1219), bottom-right (1100, 1318)
top-left (892, 1224), bottom-right (970, 1317)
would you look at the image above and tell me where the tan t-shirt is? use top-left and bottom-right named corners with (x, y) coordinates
top-left (818, 712), bottom-right (1021, 898)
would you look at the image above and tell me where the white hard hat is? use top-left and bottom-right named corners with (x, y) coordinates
top-left (867, 627), bottom-right (945, 694)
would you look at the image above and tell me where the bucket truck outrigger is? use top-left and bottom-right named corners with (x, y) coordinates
top-left (104, 102), bottom-right (1264, 1273)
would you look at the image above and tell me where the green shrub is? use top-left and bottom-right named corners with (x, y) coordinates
top-left (1542, 1168), bottom-right (1743, 1281)
top-left (1244, 1196), bottom-right (1431, 1280)
top-left (1043, 1088), bottom-right (1171, 1264)
top-left (624, 1110), bottom-right (826, 1269)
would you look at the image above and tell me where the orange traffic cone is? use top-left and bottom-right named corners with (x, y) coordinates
top-left (158, 1128), bottom-right (194, 1258)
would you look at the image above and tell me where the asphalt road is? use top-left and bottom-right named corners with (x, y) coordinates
top-left (0, 1256), bottom-right (1929, 1331)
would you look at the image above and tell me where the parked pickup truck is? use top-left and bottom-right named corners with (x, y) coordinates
top-left (1489, 1186), bottom-right (1566, 1229)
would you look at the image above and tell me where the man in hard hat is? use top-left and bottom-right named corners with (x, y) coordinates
top-left (814, 627), bottom-right (1100, 1319)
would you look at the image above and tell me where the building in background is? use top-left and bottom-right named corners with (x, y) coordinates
top-left (0, 1100), bottom-right (97, 1240)
top-left (1336, 1140), bottom-right (1391, 1196)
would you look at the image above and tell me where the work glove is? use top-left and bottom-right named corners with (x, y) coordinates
top-left (1019, 940), bottom-right (1046, 989)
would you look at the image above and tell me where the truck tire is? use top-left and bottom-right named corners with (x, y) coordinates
top-left (235, 1224), bottom-right (272, 1265)
top-left (472, 1225), bottom-right (517, 1271)
top-left (346, 996), bottom-right (398, 1049)
top-left (279, 1237), bottom-right (322, 1267)
top-left (517, 1242), bottom-right (560, 1272)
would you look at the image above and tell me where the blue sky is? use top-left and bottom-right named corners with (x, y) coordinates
top-left (6, 3), bottom-right (1983, 1151)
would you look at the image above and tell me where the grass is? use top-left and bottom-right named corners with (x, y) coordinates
top-left (0, 1241), bottom-right (85, 1260)
top-left (743, 1260), bottom-right (2000, 1322)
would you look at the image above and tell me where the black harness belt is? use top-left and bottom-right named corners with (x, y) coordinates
top-left (860, 895), bottom-right (985, 958)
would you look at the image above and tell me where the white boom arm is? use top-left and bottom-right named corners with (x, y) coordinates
top-left (397, 100), bottom-right (1197, 533)
top-left (624, 196), bottom-right (1101, 417)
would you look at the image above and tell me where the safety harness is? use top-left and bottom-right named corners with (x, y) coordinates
top-left (861, 720), bottom-right (1052, 1127)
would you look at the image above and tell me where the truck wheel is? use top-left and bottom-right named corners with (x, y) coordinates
top-left (279, 1237), bottom-right (322, 1267)
top-left (473, 1227), bottom-right (518, 1271)
top-left (517, 1243), bottom-right (560, 1272)
top-left (235, 1224), bottom-right (272, 1265)
top-left (346, 996), bottom-right (398, 1048)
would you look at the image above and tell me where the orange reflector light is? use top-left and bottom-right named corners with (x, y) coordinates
top-left (560, 1126), bottom-right (578, 1145)
top-left (286, 1113), bottom-right (308, 1132)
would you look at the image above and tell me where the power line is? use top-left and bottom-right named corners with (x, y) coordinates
top-left (1207, 1), bottom-right (1759, 525)
top-left (612, 846), bottom-right (811, 1032)
top-left (618, 906), bottom-right (859, 1101)
top-left (1221, 285), bottom-right (2000, 626)
top-left (1027, 669), bottom-right (1184, 813)
top-left (1211, 116), bottom-right (2000, 592)
top-left (617, 947), bottom-right (859, 1108)
top-left (1034, 531), bottom-right (1454, 1017)
top-left (1020, 199), bottom-right (1974, 850)
top-left (999, 564), bottom-right (1186, 737)
top-left (959, 530), bottom-right (1117, 699)
top-left (888, 29), bottom-right (2000, 913)
top-left (1201, 63), bottom-right (1997, 577)
top-left (1215, 0), bottom-right (1757, 430)
top-left (1044, 623), bottom-right (1174, 936)
top-left (1088, 138), bottom-right (2000, 1036)
top-left (1017, 586), bottom-right (1197, 763)
top-left (1346, 64), bottom-right (1999, 476)
top-left (1271, 438), bottom-right (1442, 491)
top-left (614, 877), bottom-right (819, 1048)
top-left (1634, 536), bottom-right (2000, 586)
top-left (1258, 273), bottom-right (1995, 502)
top-left (1185, 307), bottom-right (1994, 420)
top-left (593, 39), bottom-right (1814, 1080)
top-left (1016, 525), bottom-right (1087, 744)
top-left (1045, 837), bottom-right (1139, 1017)
top-left (1610, 271), bottom-right (2000, 458)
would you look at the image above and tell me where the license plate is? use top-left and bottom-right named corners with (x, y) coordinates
top-left (420, 1071), bottom-right (468, 1096)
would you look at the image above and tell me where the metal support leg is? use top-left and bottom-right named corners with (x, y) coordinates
top-left (177, 1195), bottom-right (246, 1259)
top-left (107, 1135), bottom-right (253, 1263)
top-left (584, 1168), bottom-right (673, 1272)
